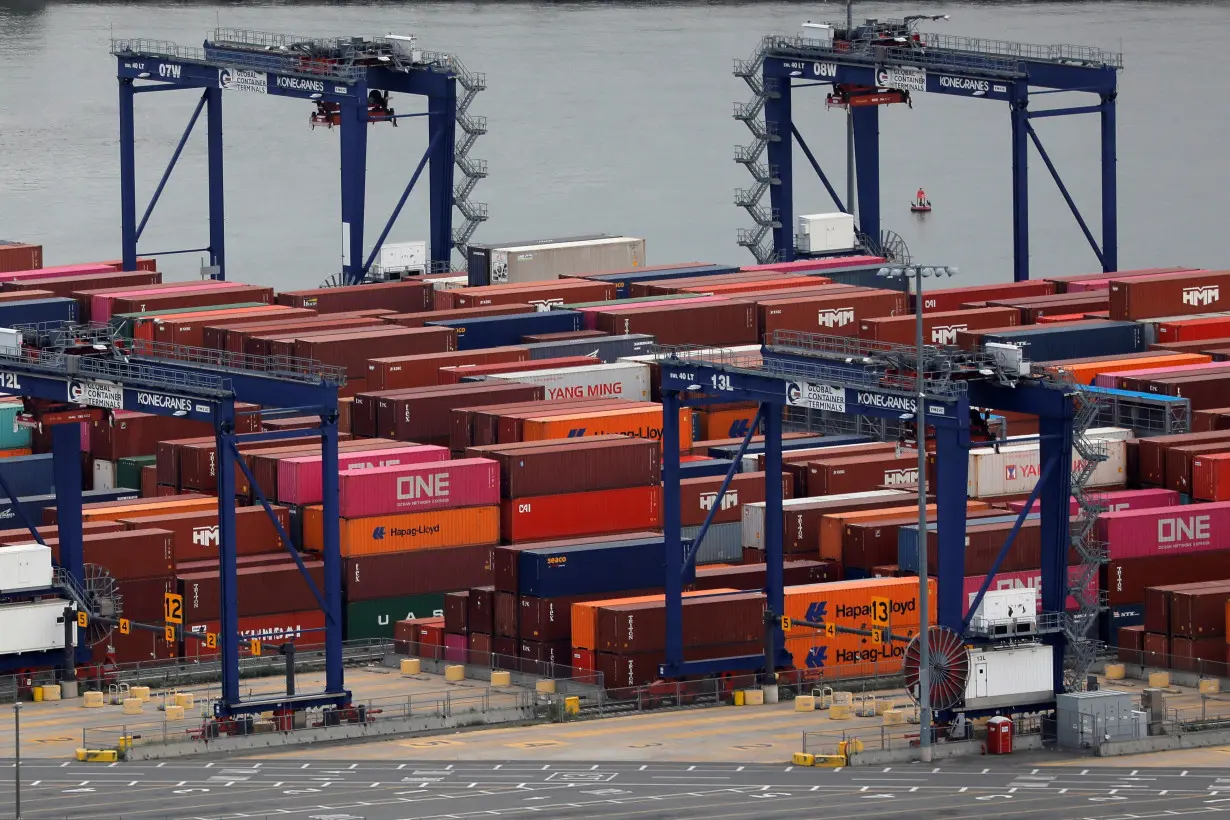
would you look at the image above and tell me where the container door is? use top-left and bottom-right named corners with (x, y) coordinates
top-left (974, 662), bottom-right (988, 698)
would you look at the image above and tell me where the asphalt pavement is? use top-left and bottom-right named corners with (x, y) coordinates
top-left (3, 758), bottom-right (1230, 819)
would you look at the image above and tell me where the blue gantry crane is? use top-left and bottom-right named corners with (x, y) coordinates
top-left (733, 18), bottom-right (1123, 281)
top-left (112, 28), bottom-right (488, 283)
top-left (0, 323), bottom-right (348, 721)
top-left (654, 331), bottom-right (1150, 725)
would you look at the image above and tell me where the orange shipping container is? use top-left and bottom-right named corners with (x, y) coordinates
top-left (519, 406), bottom-right (694, 451)
top-left (570, 589), bottom-right (740, 651)
top-left (818, 501), bottom-right (990, 561)
top-left (1041, 352), bottom-right (1212, 386)
top-left (301, 505), bottom-right (499, 556)
top-left (0, 448), bottom-right (32, 458)
top-left (697, 405), bottom-right (760, 441)
top-left (75, 497), bottom-right (219, 523)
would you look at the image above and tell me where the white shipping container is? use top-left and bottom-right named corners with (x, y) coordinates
top-left (965, 643), bottom-right (1055, 710)
top-left (93, 459), bottom-right (116, 491)
top-left (483, 361), bottom-right (651, 402)
top-left (0, 542), bottom-right (52, 593)
top-left (741, 490), bottom-right (912, 550)
top-left (0, 598), bottom-right (75, 655)
top-left (968, 431), bottom-right (1130, 498)
top-left (372, 241), bottom-right (428, 277)
top-left (495, 237), bottom-right (646, 284)
top-left (739, 441), bottom-right (894, 474)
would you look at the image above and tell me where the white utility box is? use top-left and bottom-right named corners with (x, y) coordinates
top-left (0, 542), bottom-right (53, 593)
top-left (385, 34), bottom-right (424, 65)
top-left (797, 212), bottom-right (856, 253)
top-left (371, 241), bottom-right (428, 279)
top-left (970, 587), bottom-right (1038, 637)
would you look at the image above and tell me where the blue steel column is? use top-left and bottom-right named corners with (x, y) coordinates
top-left (1039, 403), bottom-right (1075, 694)
top-left (206, 86), bottom-right (226, 280)
top-left (764, 73), bottom-right (794, 263)
top-left (1011, 85), bottom-right (1030, 282)
top-left (661, 390), bottom-right (684, 675)
top-left (933, 411), bottom-right (970, 633)
top-left (52, 423), bottom-right (86, 664)
top-left (339, 97), bottom-right (369, 285)
top-left (1100, 89), bottom-right (1118, 273)
top-left (762, 402), bottom-right (786, 674)
top-left (427, 83), bottom-right (458, 272)
top-left (320, 412), bottom-right (344, 694)
top-left (215, 406), bottom-right (240, 709)
top-left (119, 77), bottom-right (138, 273)
top-left (851, 106), bottom-right (880, 254)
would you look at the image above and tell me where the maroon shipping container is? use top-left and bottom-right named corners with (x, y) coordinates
top-left (694, 560), bottom-right (840, 590)
top-left (492, 636), bottom-right (518, 659)
top-left (384, 304), bottom-right (536, 328)
top-left (1104, 552), bottom-right (1230, 607)
top-left (366, 347), bottom-right (530, 391)
top-left (1143, 632), bottom-right (1169, 667)
top-left (376, 383), bottom-right (545, 443)
top-left (772, 493), bottom-right (916, 555)
top-left (1145, 374), bottom-right (1230, 412)
top-left (0, 289), bottom-right (55, 303)
top-left (0, 520), bottom-right (124, 544)
top-left (462, 399), bottom-right (623, 450)
top-left (295, 327), bottom-right (456, 378)
top-left (518, 594), bottom-right (592, 643)
top-left (106, 284), bottom-right (275, 317)
top-left (341, 544), bottom-right (494, 602)
top-left (1170, 582), bottom-right (1230, 639)
top-left (518, 639), bottom-right (573, 667)
top-left (3, 270), bottom-right (160, 312)
top-left (250, 438), bottom-right (398, 502)
top-left (914, 280), bottom-right (1055, 312)
top-left (447, 280), bottom-right (618, 310)
top-left (116, 506), bottom-right (292, 563)
top-left (679, 471), bottom-right (793, 527)
top-left (1138, 431), bottom-right (1230, 486)
top-left (438, 355), bottom-right (599, 385)
top-left (859, 307), bottom-right (1020, 345)
top-left (178, 561), bottom-right (325, 621)
top-left (760, 290), bottom-right (907, 339)
top-left (492, 532), bottom-right (662, 593)
top-left (1194, 407), bottom-right (1230, 433)
top-left (598, 641), bottom-right (764, 688)
top-left (596, 592), bottom-right (765, 654)
top-left (1141, 581), bottom-right (1223, 635)
top-left (176, 553), bottom-right (292, 574)
top-left (841, 508), bottom-right (1011, 571)
top-left (468, 586), bottom-right (496, 635)
top-left (469, 632), bottom-right (492, 665)
top-left (469, 437), bottom-right (660, 499)
top-left (115, 575), bottom-right (177, 622)
top-left (231, 317), bottom-right (387, 356)
top-left (807, 452), bottom-right (921, 496)
top-left (0, 243), bottom-right (42, 273)
top-left (494, 590), bottom-right (518, 638)
top-left (276, 281), bottom-right (431, 314)
top-left (175, 434), bottom-right (332, 493)
top-left (595, 301), bottom-right (758, 346)
top-left (1109, 270), bottom-right (1230, 321)
top-left (985, 292), bottom-right (1110, 323)
top-left (1118, 624), bottom-right (1144, 660)
top-left (443, 591), bottom-right (469, 635)
top-left (1165, 442), bottom-right (1230, 493)
top-left (41, 528), bottom-right (174, 580)
top-left (920, 519), bottom-right (1054, 576)
top-left (1171, 635), bottom-right (1227, 672)
top-left (1048, 267), bottom-right (1195, 293)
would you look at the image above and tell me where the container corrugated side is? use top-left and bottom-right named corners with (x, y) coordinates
top-left (1097, 502), bottom-right (1230, 560)
top-left (515, 538), bottom-right (667, 598)
top-left (519, 405), bottom-right (693, 451)
top-left (336, 458), bottom-right (499, 517)
top-left (682, 523), bottom-right (743, 564)
top-left (277, 444), bottom-right (450, 506)
top-left (484, 361), bottom-right (651, 402)
top-left (302, 505), bottom-right (500, 556)
top-left (968, 438), bottom-right (1128, 497)
top-left (500, 485), bottom-right (660, 543)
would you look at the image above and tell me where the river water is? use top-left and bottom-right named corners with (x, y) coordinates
top-left (0, 0), bottom-right (1226, 289)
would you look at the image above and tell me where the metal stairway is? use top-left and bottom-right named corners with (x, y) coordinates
top-left (1063, 382), bottom-right (1111, 690)
top-left (424, 51), bottom-right (489, 264)
top-left (733, 38), bottom-right (781, 264)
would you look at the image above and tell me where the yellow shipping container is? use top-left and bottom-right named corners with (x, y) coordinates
top-left (301, 505), bottom-right (500, 556)
top-left (520, 406), bottom-right (693, 451)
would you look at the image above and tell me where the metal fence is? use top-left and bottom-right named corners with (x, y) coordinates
top-left (406, 646), bottom-right (603, 694)
top-left (801, 713), bottom-right (1044, 757)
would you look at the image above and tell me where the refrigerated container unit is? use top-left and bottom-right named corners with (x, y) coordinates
top-left (965, 644), bottom-right (1055, 710)
top-left (473, 236), bottom-right (646, 286)
top-left (0, 543), bottom-right (53, 593)
top-left (0, 599), bottom-right (75, 655)
top-left (466, 235), bottom-right (616, 287)
top-left (481, 361), bottom-right (651, 402)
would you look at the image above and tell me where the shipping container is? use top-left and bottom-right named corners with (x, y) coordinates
top-left (295, 327), bottom-right (456, 378)
top-left (183, 610), bottom-right (326, 659)
top-left (971, 321), bottom-right (1146, 361)
top-left (0, 262), bottom-right (114, 282)
top-left (597, 642), bottom-right (764, 688)
top-left (1139, 430), bottom-right (1230, 486)
top-left (336, 458), bottom-right (498, 517)
top-left (501, 485), bottom-right (661, 543)
top-left (678, 471), bottom-right (792, 527)
top-left (1156, 315), bottom-right (1230, 344)
top-left (519, 405), bottom-right (693, 450)
top-left (1047, 267), bottom-right (1196, 293)
top-left (439, 356), bottom-right (598, 384)
top-left (858, 306), bottom-right (1019, 345)
top-left (49, 494), bottom-right (215, 524)
top-left (483, 361), bottom-right (651, 403)
top-left (468, 436), bottom-right (659, 498)
top-left (807, 451), bottom-right (921, 496)
top-left (521, 333), bottom-right (656, 363)
top-left (594, 301), bottom-right (758, 346)
top-left (430, 311), bottom-right (583, 350)
top-left (178, 561), bottom-right (324, 621)
top-left (493, 533), bottom-right (661, 594)
top-left (302, 505), bottom-right (500, 556)
top-left (1037, 352), bottom-right (1213, 386)
top-left (116, 505), bottom-right (292, 563)
top-left (521, 330), bottom-right (610, 343)
top-left (0, 297), bottom-right (76, 326)
top-left (963, 566), bottom-right (1094, 614)
top-left (346, 594), bottom-right (446, 639)
top-left (444, 591), bottom-right (469, 634)
top-left (694, 560), bottom-right (839, 591)
top-left (829, 503), bottom-right (997, 568)
top-left (457, 399), bottom-right (628, 450)
top-left (99, 284), bottom-right (275, 323)
top-left (366, 347), bottom-right (530, 391)
top-left (1165, 442), bottom-right (1230, 493)
top-left (375, 383), bottom-right (544, 443)
top-left (596, 592), bottom-right (765, 654)
top-left (683, 522), bottom-right (744, 564)
top-left (276, 281), bottom-right (430, 313)
top-left (741, 490), bottom-right (914, 554)
top-left (915, 280), bottom-right (1055, 312)
top-left (1169, 583), bottom-right (1230, 639)
top-left (220, 316), bottom-right (386, 355)
top-left (1193, 452), bottom-right (1230, 501)
top-left (277, 444), bottom-right (449, 506)
top-left (760, 290), bottom-right (908, 339)
top-left (444, 279), bottom-right (618, 310)
top-left (1097, 503), bottom-right (1230, 560)
top-left (516, 537), bottom-right (669, 598)
top-left (1006, 488), bottom-right (1181, 515)
top-left (470, 236), bottom-right (646, 287)
top-left (574, 263), bottom-right (737, 298)
top-left (899, 516), bottom-right (1043, 575)
top-left (965, 434), bottom-right (1129, 497)
top-left (0, 243), bottom-right (42, 272)
top-left (342, 543), bottom-right (494, 602)
top-left (1109, 270), bottom-right (1230, 321)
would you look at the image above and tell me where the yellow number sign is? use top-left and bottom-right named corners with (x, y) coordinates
top-left (870, 596), bottom-right (890, 627)
top-left (119, 618), bottom-right (131, 635)
top-left (163, 593), bottom-right (184, 625)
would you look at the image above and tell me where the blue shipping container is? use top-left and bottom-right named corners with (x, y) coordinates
top-left (679, 458), bottom-right (736, 479)
top-left (522, 333), bottom-right (655, 363)
top-left (897, 515), bottom-right (1039, 572)
top-left (0, 487), bottom-right (140, 530)
top-left (1098, 604), bottom-right (1144, 645)
top-left (581, 264), bottom-right (741, 298)
top-left (0, 297), bottom-right (77, 326)
top-left (982, 321), bottom-right (1144, 362)
top-left (810, 263), bottom-right (906, 291)
top-left (430, 311), bottom-right (583, 351)
top-left (0, 454), bottom-right (56, 499)
top-left (0, 403), bottom-right (30, 450)
top-left (517, 537), bottom-right (693, 598)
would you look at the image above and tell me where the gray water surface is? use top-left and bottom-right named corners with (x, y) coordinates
top-left (0, 1), bottom-right (1226, 288)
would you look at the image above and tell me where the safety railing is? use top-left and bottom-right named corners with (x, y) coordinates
top-left (764, 35), bottom-right (1024, 77)
top-left (405, 645), bottom-right (604, 693)
top-left (128, 339), bottom-right (346, 385)
top-left (919, 32), bottom-right (1123, 69)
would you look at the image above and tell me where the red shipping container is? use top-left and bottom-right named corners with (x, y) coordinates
top-left (760, 290), bottom-right (907, 338)
top-left (337, 458), bottom-right (499, 517)
top-left (366, 347), bottom-right (530, 391)
top-left (0, 520), bottom-right (124, 544)
top-left (1193, 452), bottom-right (1230, 501)
top-left (678, 471), bottom-right (793, 527)
top-left (116, 506), bottom-right (292, 563)
top-left (227, 317), bottom-right (386, 355)
top-left (500, 485), bottom-right (661, 542)
top-left (470, 436), bottom-right (660, 499)
top-left (114, 575), bottom-right (177, 622)
top-left (447, 280), bottom-right (618, 309)
top-left (179, 562), bottom-right (325, 621)
top-left (858, 307), bottom-right (1019, 345)
top-left (276, 281), bottom-right (431, 314)
top-left (0, 262), bottom-right (114, 282)
top-left (597, 641), bottom-right (764, 688)
top-left (915, 280), bottom-right (1055, 312)
top-left (1138, 431), bottom-right (1230, 486)
top-left (100, 284), bottom-right (275, 323)
top-left (384, 304), bottom-right (537, 329)
top-left (1170, 583), bottom-right (1230, 639)
top-left (494, 590), bottom-right (518, 638)
top-left (468, 586), bottom-right (495, 635)
top-left (41, 528), bottom-right (174, 580)
top-left (1098, 504), bottom-right (1230, 560)
top-left (595, 301), bottom-right (759, 346)
top-left (1156, 316), bottom-right (1230, 344)
top-left (183, 610), bottom-right (327, 659)
top-left (596, 592), bottom-right (765, 653)
top-left (296, 327), bottom-right (456, 378)
top-left (277, 444), bottom-right (449, 506)
top-left (1047, 267), bottom-right (1196, 293)
top-left (1110, 270), bottom-right (1230, 321)
top-left (377, 383), bottom-right (545, 443)
top-left (0, 243), bottom-right (42, 273)
top-left (807, 452), bottom-right (921, 496)
top-left (438, 356), bottom-right (598, 384)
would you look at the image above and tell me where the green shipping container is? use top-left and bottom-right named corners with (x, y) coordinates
top-left (0, 403), bottom-right (31, 451)
top-left (116, 454), bottom-right (157, 489)
top-left (345, 593), bottom-right (445, 640)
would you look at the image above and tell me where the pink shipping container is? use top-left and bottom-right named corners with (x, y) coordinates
top-left (444, 633), bottom-right (468, 663)
top-left (1093, 361), bottom-right (1230, 388)
top-left (91, 281), bottom-right (234, 322)
top-left (1007, 488), bottom-right (1181, 516)
top-left (963, 566), bottom-right (1095, 614)
top-left (577, 295), bottom-right (730, 331)
top-left (277, 444), bottom-right (450, 506)
top-left (1097, 502), bottom-right (1230, 560)
top-left (742, 256), bottom-right (885, 273)
top-left (0, 263), bottom-right (117, 282)
top-left (337, 458), bottom-right (499, 517)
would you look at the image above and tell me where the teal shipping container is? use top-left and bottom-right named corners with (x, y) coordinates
top-left (345, 593), bottom-right (446, 640)
top-left (0, 403), bottom-right (31, 450)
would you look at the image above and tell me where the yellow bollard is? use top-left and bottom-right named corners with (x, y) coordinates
top-left (792, 752), bottom-right (816, 766)
top-left (82, 691), bottom-right (104, 709)
top-left (400, 658), bottom-right (421, 677)
top-left (564, 696), bottom-right (581, 715)
top-left (31, 687), bottom-right (43, 703)
top-left (1148, 671), bottom-right (1170, 689)
top-left (733, 690), bottom-right (745, 707)
top-left (795, 695), bottom-right (816, 712)
top-left (743, 689), bottom-right (765, 706)
top-left (1105, 663), bottom-right (1126, 681)
top-left (535, 679), bottom-right (556, 695)
top-left (1200, 679), bottom-right (1221, 695)
top-left (490, 670), bottom-right (512, 687)
top-left (122, 698), bottom-right (143, 715)
top-left (129, 685), bottom-right (151, 703)
top-left (444, 665), bottom-right (465, 682)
